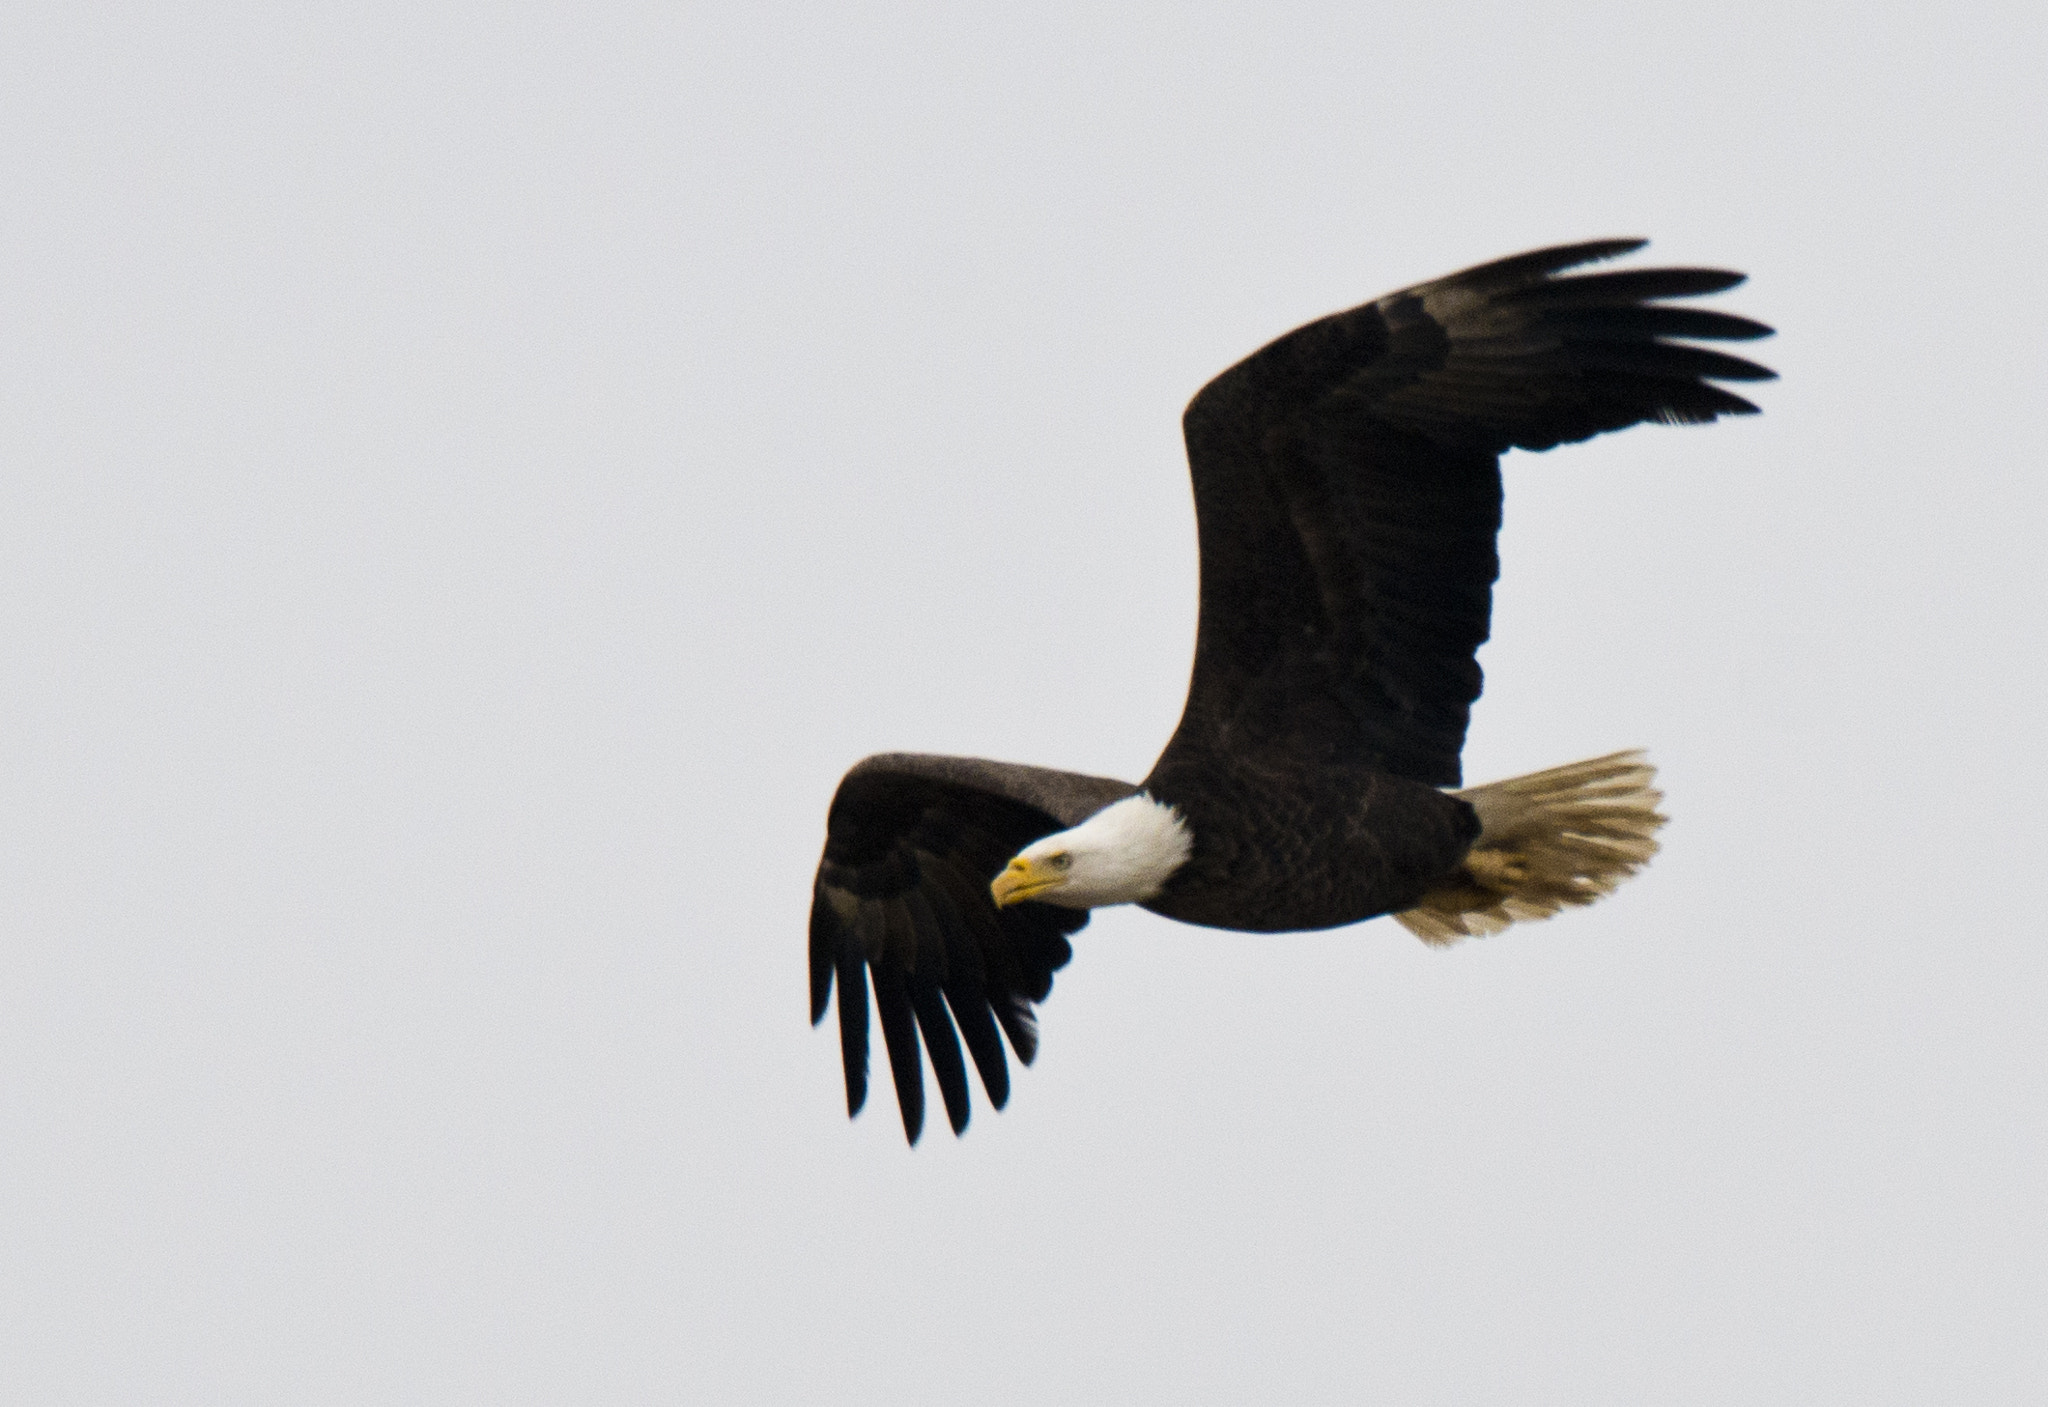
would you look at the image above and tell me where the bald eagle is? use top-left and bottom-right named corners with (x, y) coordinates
top-left (810, 239), bottom-right (1773, 1143)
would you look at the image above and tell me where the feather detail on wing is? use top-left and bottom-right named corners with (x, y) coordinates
top-left (1358, 239), bottom-right (1775, 450)
top-left (1155, 240), bottom-right (1773, 789)
top-left (809, 755), bottom-right (1135, 1143)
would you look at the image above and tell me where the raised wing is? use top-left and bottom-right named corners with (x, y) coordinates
top-left (810, 754), bottom-right (1136, 1143)
top-left (1153, 239), bottom-right (1774, 790)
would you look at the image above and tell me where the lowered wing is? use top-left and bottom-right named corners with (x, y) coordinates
top-left (810, 754), bottom-right (1135, 1143)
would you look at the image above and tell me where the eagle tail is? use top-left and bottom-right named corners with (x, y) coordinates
top-left (1395, 750), bottom-right (1666, 946)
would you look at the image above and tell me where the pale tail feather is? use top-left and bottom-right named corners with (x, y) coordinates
top-left (1395, 750), bottom-right (1666, 946)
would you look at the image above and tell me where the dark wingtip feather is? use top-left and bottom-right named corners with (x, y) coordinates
top-left (1549, 305), bottom-right (1775, 343)
top-left (835, 949), bottom-right (869, 1118)
top-left (1615, 375), bottom-right (1765, 423)
top-left (993, 995), bottom-right (1040, 1066)
top-left (911, 982), bottom-right (973, 1136)
top-left (1571, 340), bottom-right (1779, 383)
top-left (1519, 267), bottom-right (1748, 306)
top-left (949, 992), bottom-right (1011, 1110)
top-left (1447, 238), bottom-right (1648, 287)
top-left (808, 891), bottom-right (836, 1026)
top-left (873, 975), bottom-right (926, 1145)
top-left (1670, 386), bottom-right (1763, 418)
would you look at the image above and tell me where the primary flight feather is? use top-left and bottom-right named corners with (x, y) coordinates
top-left (809, 239), bottom-right (1774, 1143)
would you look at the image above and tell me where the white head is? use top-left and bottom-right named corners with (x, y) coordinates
top-left (988, 793), bottom-right (1193, 911)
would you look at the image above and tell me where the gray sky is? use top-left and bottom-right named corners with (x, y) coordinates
top-left (4, 3), bottom-right (2044, 1402)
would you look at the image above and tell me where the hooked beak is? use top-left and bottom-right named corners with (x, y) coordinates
top-left (991, 856), bottom-right (1063, 908)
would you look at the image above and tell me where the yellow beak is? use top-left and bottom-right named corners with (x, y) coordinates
top-left (991, 856), bottom-right (1063, 908)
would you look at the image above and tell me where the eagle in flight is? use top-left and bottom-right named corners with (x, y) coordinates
top-left (808, 239), bottom-right (1773, 1142)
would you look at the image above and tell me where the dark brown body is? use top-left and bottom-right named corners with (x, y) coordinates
top-left (1144, 755), bottom-right (1478, 933)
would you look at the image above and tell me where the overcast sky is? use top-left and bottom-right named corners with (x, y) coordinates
top-left (4, 3), bottom-right (2044, 1403)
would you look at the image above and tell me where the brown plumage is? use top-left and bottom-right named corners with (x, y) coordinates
top-left (811, 239), bottom-right (1773, 1143)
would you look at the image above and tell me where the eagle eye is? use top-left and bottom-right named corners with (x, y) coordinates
top-left (1051, 852), bottom-right (1072, 870)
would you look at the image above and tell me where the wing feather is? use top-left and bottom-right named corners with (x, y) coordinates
top-left (1503, 266), bottom-right (1747, 305)
top-left (910, 979), bottom-right (972, 1136)
top-left (871, 945), bottom-right (926, 1144)
top-left (809, 754), bottom-right (1136, 1143)
top-left (832, 940), bottom-right (868, 1117)
top-left (1154, 239), bottom-right (1773, 789)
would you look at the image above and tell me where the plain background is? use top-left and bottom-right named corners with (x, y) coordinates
top-left (4, 3), bottom-right (2044, 1402)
